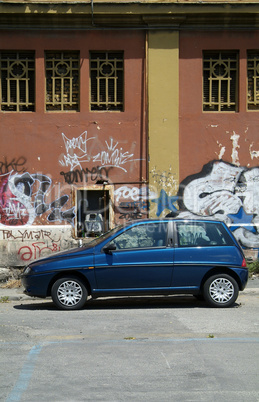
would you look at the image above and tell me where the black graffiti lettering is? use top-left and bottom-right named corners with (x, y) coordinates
top-left (60, 170), bottom-right (74, 184)
top-left (0, 157), bottom-right (26, 175)
top-left (60, 166), bottom-right (111, 184)
top-left (117, 200), bottom-right (149, 221)
top-left (118, 212), bottom-right (143, 220)
top-left (0, 228), bottom-right (57, 242)
top-left (90, 166), bottom-right (98, 182)
top-left (118, 201), bottom-right (149, 212)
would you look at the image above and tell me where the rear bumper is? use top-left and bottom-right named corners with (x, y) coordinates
top-left (238, 268), bottom-right (249, 291)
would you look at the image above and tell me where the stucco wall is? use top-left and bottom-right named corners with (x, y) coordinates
top-left (148, 31), bottom-right (179, 218)
top-left (0, 225), bottom-right (78, 267)
top-left (179, 30), bottom-right (259, 179)
top-left (177, 30), bottom-right (259, 257)
top-left (0, 29), bottom-right (146, 232)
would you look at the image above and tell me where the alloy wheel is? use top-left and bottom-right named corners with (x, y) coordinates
top-left (57, 280), bottom-right (83, 307)
top-left (209, 277), bottom-right (234, 304)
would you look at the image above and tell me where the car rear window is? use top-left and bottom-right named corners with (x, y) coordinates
top-left (176, 221), bottom-right (234, 247)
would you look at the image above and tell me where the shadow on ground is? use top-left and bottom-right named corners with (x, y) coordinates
top-left (12, 295), bottom-right (241, 311)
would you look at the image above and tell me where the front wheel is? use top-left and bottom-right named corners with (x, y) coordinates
top-left (203, 274), bottom-right (239, 308)
top-left (51, 277), bottom-right (88, 310)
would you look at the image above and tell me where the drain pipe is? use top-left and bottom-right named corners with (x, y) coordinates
top-left (91, 0), bottom-right (95, 26)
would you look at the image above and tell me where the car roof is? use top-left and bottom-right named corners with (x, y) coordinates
top-left (128, 218), bottom-right (223, 225)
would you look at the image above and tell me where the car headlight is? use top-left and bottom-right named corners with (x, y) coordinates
top-left (23, 266), bottom-right (32, 275)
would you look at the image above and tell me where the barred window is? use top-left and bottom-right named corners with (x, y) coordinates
top-left (90, 51), bottom-right (124, 111)
top-left (247, 51), bottom-right (259, 110)
top-left (0, 51), bottom-right (35, 112)
top-left (45, 51), bottom-right (80, 111)
top-left (203, 51), bottom-right (238, 112)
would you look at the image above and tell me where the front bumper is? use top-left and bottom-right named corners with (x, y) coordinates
top-left (21, 273), bottom-right (53, 298)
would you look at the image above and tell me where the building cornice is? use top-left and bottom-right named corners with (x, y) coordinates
top-left (1, 1), bottom-right (259, 30)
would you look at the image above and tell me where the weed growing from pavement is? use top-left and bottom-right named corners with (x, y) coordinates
top-left (0, 296), bottom-right (9, 303)
top-left (248, 261), bottom-right (259, 277)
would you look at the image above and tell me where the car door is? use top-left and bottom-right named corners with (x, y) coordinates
top-left (172, 220), bottom-right (239, 289)
top-left (94, 221), bottom-right (174, 291)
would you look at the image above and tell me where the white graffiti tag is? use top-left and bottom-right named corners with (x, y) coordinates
top-left (0, 171), bottom-right (75, 226)
top-left (59, 133), bottom-right (138, 173)
top-left (93, 139), bottom-right (135, 172)
top-left (178, 161), bottom-right (259, 250)
top-left (59, 131), bottom-right (95, 171)
top-left (114, 186), bottom-right (157, 203)
top-left (181, 161), bottom-right (243, 217)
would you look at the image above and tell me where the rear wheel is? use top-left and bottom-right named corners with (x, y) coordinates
top-left (203, 274), bottom-right (239, 308)
top-left (51, 277), bottom-right (88, 310)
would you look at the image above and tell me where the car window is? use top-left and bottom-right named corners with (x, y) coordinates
top-left (109, 222), bottom-right (168, 250)
top-left (176, 222), bottom-right (234, 247)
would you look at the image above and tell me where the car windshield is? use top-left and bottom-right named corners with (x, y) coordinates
top-left (84, 225), bottom-right (124, 246)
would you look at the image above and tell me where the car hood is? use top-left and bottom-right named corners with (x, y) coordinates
top-left (28, 243), bottom-right (96, 267)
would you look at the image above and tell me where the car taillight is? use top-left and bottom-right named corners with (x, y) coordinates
top-left (242, 258), bottom-right (247, 268)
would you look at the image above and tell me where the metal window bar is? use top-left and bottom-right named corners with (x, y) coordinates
top-left (0, 51), bottom-right (35, 112)
top-left (247, 51), bottom-right (259, 110)
top-left (45, 52), bottom-right (79, 111)
top-left (90, 51), bottom-right (123, 111)
top-left (203, 51), bottom-right (238, 112)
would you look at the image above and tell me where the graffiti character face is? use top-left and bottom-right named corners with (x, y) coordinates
top-left (0, 172), bottom-right (35, 226)
top-left (177, 161), bottom-right (259, 251)
top-left (0, 171), bottom-right (75, 227)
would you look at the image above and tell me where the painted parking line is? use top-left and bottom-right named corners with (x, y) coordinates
top-left (6, 344), bottom-right (43, 402)
top-left (5, 336), bottom-right (259, 401)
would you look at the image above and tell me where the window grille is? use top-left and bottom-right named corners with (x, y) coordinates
top-left (247, 51), bottom-right (259, 110)
top-left (203, 51), bottom-right (238, 112)
top-left (0, 51), bottom-right (35, 112)
top-left (90, 51), bottom-right (124, 111)
top-left (45, 51), bottom-right (79, 111)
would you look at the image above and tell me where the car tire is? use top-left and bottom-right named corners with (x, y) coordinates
top-left (51, 277), bottom-right (88, 310)
top-left (203, 274), bottom-right (239, 308)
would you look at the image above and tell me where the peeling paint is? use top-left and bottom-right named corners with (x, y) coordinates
top-left (230, 132), bottom-right (240, 166)
top-left (249, 143), bottom-right (259, 160)
top-left (150, 166), bottom-right (178, 196)
top-left (215, 131), bottom-right (259, 164)
top-left (216, 141), bottom-right (226, 159)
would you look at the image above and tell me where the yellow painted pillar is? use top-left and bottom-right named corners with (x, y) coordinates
top-left (148, 30), bottom-right (179, 217)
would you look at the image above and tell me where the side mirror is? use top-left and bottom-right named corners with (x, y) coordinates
top-left (103, 243), bottom-right (116, 254)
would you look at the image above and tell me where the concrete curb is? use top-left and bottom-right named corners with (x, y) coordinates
top-left (242, 288), bottom-right (259, 295)
top-left (0, 288), bottom-right (41, 301)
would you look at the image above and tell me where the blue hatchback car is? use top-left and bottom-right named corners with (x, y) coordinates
top-left (22, 219), bottom-right (248, 310)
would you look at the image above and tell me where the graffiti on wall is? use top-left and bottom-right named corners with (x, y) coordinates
top-left (18, 242), bottom-right (61, 261)
top-left (59, 131), bottom-right (93, 171)
top-left (93, 138), bottom-right (135, 172)
top-left (149, 166), bottom-right (179, 217)
top-left (147, 134), bottom-right (259, 252)
top-left (147, 160), bottom-right (259, 251)
top-left (0, 226), bottom-right (76, 263)
top-left (59, 131), bottom-right (138, 183)
top-left (114, 186), bottom-right (156, 220)
top-left (0, 156), bottom-right (27, 175)
top-left (1, 228), bottom-right (61, 242)
top-left (176, 160), bottom-right (259, 249)
top-left (60, 166), bottom-right (112, 185)
top-left (0, 170), bottom-right (75, 226)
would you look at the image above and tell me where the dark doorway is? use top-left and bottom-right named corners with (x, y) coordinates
top-left (76, 189), bottom-right (109, 237)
